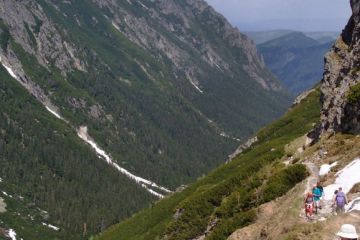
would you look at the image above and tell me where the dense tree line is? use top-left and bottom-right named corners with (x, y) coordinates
top-left (0, 67), bottom-right (155, 238)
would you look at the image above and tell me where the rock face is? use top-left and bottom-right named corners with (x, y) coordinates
top-left (320, 0), bottom-right (360, 133)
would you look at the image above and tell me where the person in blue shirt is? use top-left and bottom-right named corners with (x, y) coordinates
top-left (312, 184), bottom-right (322, 214)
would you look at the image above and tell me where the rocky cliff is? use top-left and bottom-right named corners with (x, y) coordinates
top-left (320, 0), bottom-right (360, 134)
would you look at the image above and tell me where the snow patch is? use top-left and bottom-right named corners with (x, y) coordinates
top-left (0, 57), bottom-right (18, 80)
top-left (45, 106), bottom-right (62, 120)
top-left (8, 229), bottom-right (17, 240)
top-left (283, 160), bottom-right (291, 166)
top-left (324, 158), bottom-right (360, 201)
top-left (138, 1), bottom-right (149, 10)
top-left (220, 132), bottom-right (227, 137)
top-left (189, 79), bottom-right (203, 93)
top-left (112, 22), bottom-right (122, 32)
top-left (305, 137), bottom-right (313, 146)
top-left (319, 161), bottom-right (338, 176)
top-left (77, 126), bottom-right (171, 198)
top-left (347, 197), bottom-right (360, 212)
top-left (1, 191), bottom-right (12, 198)
top-left (42, 222), bottom-right (60, 231)
top-left (0, 177), bottom-right (2, 182)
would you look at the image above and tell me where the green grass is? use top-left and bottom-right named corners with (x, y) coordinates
top-left (347, 83), bottom-right (360, 104)
top-left (96, 89), bottom-right (321, 240)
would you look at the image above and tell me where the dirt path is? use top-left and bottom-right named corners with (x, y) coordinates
top-left (301, 162), bottom-right (334, 222)
top-left (303, 162), bottom-right (319, 193)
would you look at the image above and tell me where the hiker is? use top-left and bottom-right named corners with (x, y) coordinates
top-left (312, 184), bottom-right (322, 214)
top-left (317, 181), bottom-right (324, 205)
top-left (332, 189), bottom-right (339, 214)
top-left (335, 187), bottom-right (348, 214)
top-left (304, 192), bottom-right (314, 220)
top-left (336, 224), bottom-right (358, 240)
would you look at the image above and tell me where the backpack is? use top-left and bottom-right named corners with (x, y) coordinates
top-left (318, 186), bottom-right (324, 194)
top-left (336, 192), bottom-right (346, 207)
top-left (305, 203), bottom-right (313, 212)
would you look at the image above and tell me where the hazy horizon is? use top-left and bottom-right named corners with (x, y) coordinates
top-left (205, 0), bottom-right (351, 32)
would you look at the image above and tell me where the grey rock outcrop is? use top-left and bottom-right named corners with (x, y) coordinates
top-left (93, 0), bottom-right (283, 92)
top-left (0, 0), bottom-right (86, 74)
top-left (228, 136), bottom-right (258, 161)
top-left (293, 89), bottom-right (316, 106)
top-left (320, 0), bottom-right (360, 133)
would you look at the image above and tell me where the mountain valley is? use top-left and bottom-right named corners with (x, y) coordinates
top-left (0, 0), bottom-right (291, 238)
top-left (95, 0), bottom-right (360, 239)
top-left (1, 0), bottom-right (360, 240)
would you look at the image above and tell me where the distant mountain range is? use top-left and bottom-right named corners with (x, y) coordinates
top-left (245, 30), bottom-right (295, 45)
top-left (245, 30), bottom-right (339, 44)
top-left (247, 31), bottom-right (336, 95)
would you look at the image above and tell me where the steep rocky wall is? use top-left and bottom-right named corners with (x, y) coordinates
top-left (92, 0), bottom-right (282, 91)
top-left (320, 0), bottom-right (360, 133)
top-left (0, 0), bottom-right (85, 73)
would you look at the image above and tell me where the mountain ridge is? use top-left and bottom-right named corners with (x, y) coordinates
top-left (0, 0), bottom-right (290, 238)
top-left (258, 32), bottom-right (334, 95)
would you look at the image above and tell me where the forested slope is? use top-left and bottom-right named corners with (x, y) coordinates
top-left (96, 89), bottom-right (320, 240)
top-left (0, 66), bottom-right (155, 239)
top-left (0, 0), bottom-right (290, 189)
top-left (258, 32), bottom-right (333, 95)
top-left (0, 0), bottom-right (291, 238)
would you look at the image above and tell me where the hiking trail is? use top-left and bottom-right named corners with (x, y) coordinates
top-left (301, 162), bottom-right (334, 222)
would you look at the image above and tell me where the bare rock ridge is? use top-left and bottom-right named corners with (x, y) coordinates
top-left (320, 0), bottom-right (360, 134)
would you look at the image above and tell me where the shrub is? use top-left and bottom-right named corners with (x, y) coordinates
top-left (206, 210), bottom-right (256, 240)
top-left (262, 164), bottom-right (308, 202)
top-left (347, 83), bottom-right (360, 104)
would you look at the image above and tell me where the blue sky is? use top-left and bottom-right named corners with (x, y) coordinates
top-left (205, 0), bottom-right (352, 32)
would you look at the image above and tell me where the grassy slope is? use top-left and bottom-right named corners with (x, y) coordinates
top-left (96, 89), bottom-right (321, 240)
